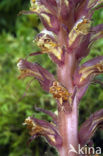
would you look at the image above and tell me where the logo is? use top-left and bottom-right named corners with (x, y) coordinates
top-left (68, 144), bottom-right (101, 155)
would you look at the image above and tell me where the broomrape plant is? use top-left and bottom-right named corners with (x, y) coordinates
top-left (18, 0), bottom-right (103, 156)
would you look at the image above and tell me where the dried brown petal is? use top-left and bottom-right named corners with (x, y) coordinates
top-left (49, 81), bottom-right (72, 104)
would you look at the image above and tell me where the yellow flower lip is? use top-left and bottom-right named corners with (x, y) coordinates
top-left (74, 17), bottom-right (91, 35)
top-left (35, 34), bottom-right (57, 50)
top-left (68, 16), bottom-right (91, 46)
top-left (35, 31), bottom-right (63, 60)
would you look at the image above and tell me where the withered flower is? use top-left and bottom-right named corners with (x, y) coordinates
top-left (24, 116), bottom-right (62, 148)
top-left (49, 81), bottom-right (72, 105)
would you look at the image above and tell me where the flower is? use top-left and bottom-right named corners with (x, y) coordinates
top-left (30, 29), bottom-right (65, 65)
top-left (68, 16), bottom-right (91, 48)
top-left (30, 0), bottom-right (57, 15)
top-left (79, 109), bottom-right (103, 147)
top-left (24, 116), bottom-right (62, 148)
top-left (74, 56), bottom-right (103, 87)
top-left (17, 59), bottom-right (55, 92)
top-left (30, 0), bottom-right (60, 33)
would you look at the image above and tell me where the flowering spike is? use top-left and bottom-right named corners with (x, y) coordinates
top-left (24, 117), bottom-right (62, 148)
top-left (18, 0), bottom-right (103, 155)
top-left (79, 109), bottom-right (103, 147)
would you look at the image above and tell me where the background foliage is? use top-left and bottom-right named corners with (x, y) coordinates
top-left (0, 0), bottom-right (103, 155)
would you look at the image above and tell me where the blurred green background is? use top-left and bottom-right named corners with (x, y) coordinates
top-left (0, 0), bottom-right (103, 155)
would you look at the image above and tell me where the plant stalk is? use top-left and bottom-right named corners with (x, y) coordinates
top-left (57, 53), bottom-right (79, 156)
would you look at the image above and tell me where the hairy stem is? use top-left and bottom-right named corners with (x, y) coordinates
top-left (58, 96), bottom-right (78, 156)
top-left (57, 52), bottom-right (78, 156)
top-left (57, 52), bottom-right (76, 93)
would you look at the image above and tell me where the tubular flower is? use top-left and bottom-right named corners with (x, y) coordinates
top-left (30, 0), bottom-right (60, 33)
top-left (75, 24), bottom-right (103, 60)
top-left (74, 56), bottom-right (103, 87)
top-left (30, 0), bottom-right (57, 15)
top-left (32, 29), bottom-right (65, 65)
top-left (79, 109), bottom-right (103, 147)
top-left (75, 18), bottom-right (91, 35)
top-left (68, 16), bottom-right (91, 48)
top-left (24, 117), bottom-right (62, 148)
top-left (17, 59), bottom-right (55, 92)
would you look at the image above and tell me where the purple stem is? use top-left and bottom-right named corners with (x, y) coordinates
top-left (57, 53), bottom-right (79, 156)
